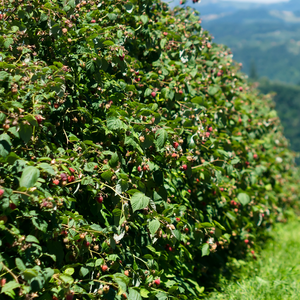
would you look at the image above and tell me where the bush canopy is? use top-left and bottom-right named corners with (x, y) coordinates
top-left (0, 0), bottom-right (299, 299)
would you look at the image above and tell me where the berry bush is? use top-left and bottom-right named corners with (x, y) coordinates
top-left (0, 0), bottom-right (299, 299)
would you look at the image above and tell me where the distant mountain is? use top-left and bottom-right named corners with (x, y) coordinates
top-left (168, 0), bottom-right (300, 84)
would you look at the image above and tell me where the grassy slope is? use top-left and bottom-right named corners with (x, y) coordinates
top-left (207, 218), bottom-right (300, 300)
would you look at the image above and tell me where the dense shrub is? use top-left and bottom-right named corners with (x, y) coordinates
top-left (0, 0), bottom-right (299, 299)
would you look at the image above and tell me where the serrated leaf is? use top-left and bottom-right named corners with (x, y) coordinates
top-left (201, 243), bottom-right (210, 257)
top-left (0, 133), bottom-right (12, 158)
top-left (59, 274), bottom-right (74, 284)
top-left (237, 193), bottom-right (250, 205)
top-left (109, 152), bottom-right (119, 168)
top-left (20, 166), bottom-right (40, 188)
top-left (113, 273), bottom-right (130, 294)
top-left (140, 15), bottom-right (148, 24)
top-left (148, 219), bottom-right (160, 235)
top-left (131, 192), bottom-right (150, 213)
top-left (15, 258), bottom-right (26, 272)
top-left (1, 281), bottom-right (20, 293)
top-left (23, 268), bottom-right (39, 281)
top-left (25, 235), bottom-right (40, 244)
top-left (160, 38), bottom-right (167, 49)
top-left (129, 288), bottom-right (142, 300)
top-left (19, 123), bottom-right (32, 144)
top-left (38, 163), bottom-right (55, 176)
top-left (155, 129), bottom-right (168, 149)
top-left (208, 86), bottom-right (219, 96)
top-left (107, 118), bottom-right (127, 131)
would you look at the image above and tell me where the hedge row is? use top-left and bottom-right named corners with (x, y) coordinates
top-left (0, 0), bottom-right (299, 299)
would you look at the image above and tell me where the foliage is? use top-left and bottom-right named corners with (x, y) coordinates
top-left (0, 0), bottom-right (299, 299)
top-left (258, 78), bottom-right (300, 155)
top-left (208, 218), bottom-right (300, 300)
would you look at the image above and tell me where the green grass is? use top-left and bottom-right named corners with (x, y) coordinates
top-left (207, 219), bottom-right (300, 300)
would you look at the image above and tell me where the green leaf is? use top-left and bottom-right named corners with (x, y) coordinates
top-left (23, 268), bottom-right (39, 281)
top-left (79, 266), bottom-right (89, 277)
top-left (107, 118), bottom-right (127, 131)
top-left (208, 86), bottom-right (219, 96)
top-left (0, 133), bottom-right (12, 158)
top-left (160, 38), bottom-right (167, 49)
top-left (84, 162), bottom-right (98, 172)
top-left (129, 288), bottom-right (142, 300)
top-left (1, 281), bottom-right (20, 293)
top-left (131, 192), bottom-right (150, 213)
top-left (237, 193), bottom-right (250, 205)
top-left (20, 166), bottom-right (40, 188)
top-left (191, 96), bottom-right (204, 104)
top-left (0, 71), bottom-right (9, 82)
top-left (201, 243), bottom-right (210, 257)
top-left (25, 235), bottom-right (40, 244)
top-left (109, 152), bottom-right (119, 168)
top-left (32, 217), bottom-right (48, 232)
top-left (37, 163), bottom-right (55, 176)
top-left (113, 273), bottom-right (129, 294)
top-left (15, 258), bottom-right (26, 272)
top-left (108, 13), bottom-right (117, 20)
top-left (155, 129), bottom-right (168, 149)
top-left (19, 123), bottom-right (32, 144)
top-left (140, 15), bottom-right (148, 24)
top-left (140, 288), bottom-right (150, 298)
top-left (59, 274), bottom-right (74, 284)
top-left (4, 38), bottom-right (13, 49)
top-left (148, 219), bottom-right (160, 235)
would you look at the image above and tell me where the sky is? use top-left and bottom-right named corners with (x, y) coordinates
top-left (221, 0), bottom-right (289, 2)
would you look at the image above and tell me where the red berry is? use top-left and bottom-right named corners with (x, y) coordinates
top-left (60, 173), bottom-right (67, 181)
top-left (251, 250), bottom-right (255, 254)
top-left (67, 176), bottom-right (75, 183)
top-left (244, 239), bottom-right (249, 244)
top-left (182, 164), bottom-right (187, 170)
top-left (0, 278), bottom-right (6, 287)
top-left (124, 270), bottom-right (129, 276)
top-left (176, 217), bottom-right (180, 222)
top-left (208, 126), bottom-right (213, 132)
top-left (188, 189), bottom-right (191, 193)
top-left (205, 132), bottom-right (210, 138)
top-left (143, 165), bottom-right (148, 171)
top-left (245, 161), bottom-right (250, 166)
top-left (91, 19), bottom-right (96, 23)
top-left (163, 32), bottom-right (168, 36)
top-left (96, 196), bottom-right (103, 204)
top-left (137, 166), bottom-right (142, 172)
top-left (85, 241), bottom-right (90, 247)
top-left (230, 200), bottom-right (237, 206)
top-left (151, 91), bottom-right (156, 97)
top-left (173, 142), bottom-right (179, 149)
top-left (168, 246), bottom-right (173, 252)
top-left (35, 115), bottom-right (45, 125)
top-left (101, 265), bottom-right (108, 272)
top-left (184, 227), bottom-right (189, 232)
top-left (217, 71), bottom-right (222, 76)
top-left (253, 154), bottom-right (258, 159)
top-left (52, 296), bottom-right (58, 300)
top-left (154, 278), bottom-right (160, 285)
top-left (239, 87), bottom-right (243, 92)
top-left (135, 71), bottom-right (139, 75)
top-left (119, 54), bottom-right (125, 61)
top-left (53, 179), bottom-right (60, 185)
top-left (0, 189), bottom-right (4, 197)
top-left (220, 187), bottom-right (224, 192)
top-left (178, 90), bottom-right (183, 94)
top-left (69, 167), bottom-right (75, 173)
